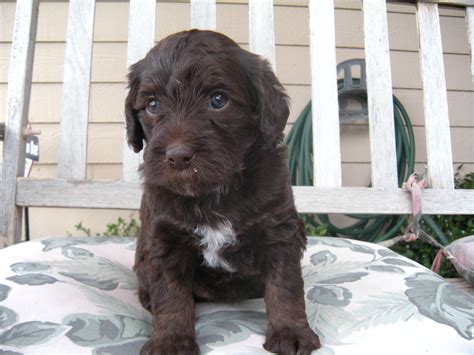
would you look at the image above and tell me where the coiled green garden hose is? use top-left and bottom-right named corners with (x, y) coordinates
top-left (287, 80), bottom-right (448, 245)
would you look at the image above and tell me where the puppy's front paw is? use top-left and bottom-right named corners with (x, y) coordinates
top-left (263, 325), bottom-right (321, 355)
top-left (140, 334), bottom-right (199, 355)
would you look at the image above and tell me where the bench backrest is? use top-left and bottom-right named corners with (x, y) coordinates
top-left (1, 0), bottom-right (474, 247)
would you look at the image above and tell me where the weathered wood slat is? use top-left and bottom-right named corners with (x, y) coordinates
top-left (309, 0), bottom-right (342, 188)
top-left (416, 3), bottom-right (454, 189)
top-left (362, 0), bottom-right (398, 189)
top-left (122, 0), bottom-right (156, 182)
top-left (467, 6), bottom-right (474, 82)
top-left (0, 0), bottom-right (39, 248)
top-left (191, 0), bottom-right (216, 30)
top-left (15, 179), bottom-right (474, 215)
top-left (249, 0), bottom-right (276, 70)
top-left (57, 0), bottom-right (95, 180)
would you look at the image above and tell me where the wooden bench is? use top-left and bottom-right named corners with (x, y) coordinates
top-left (1, 2), bottom-right (473, 353)
top-left (2, 0), bottom-right (473, 246)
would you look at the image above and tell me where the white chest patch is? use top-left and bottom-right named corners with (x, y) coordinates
top-left (194, 221), bottom-right (237, 272)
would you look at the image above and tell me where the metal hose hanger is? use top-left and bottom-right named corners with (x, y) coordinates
top-left (286, 59), bottom-right (448, 245)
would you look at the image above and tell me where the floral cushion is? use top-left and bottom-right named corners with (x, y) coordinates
top-left (0, 237), bottom-right (472, 354)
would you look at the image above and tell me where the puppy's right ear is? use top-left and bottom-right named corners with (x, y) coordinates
top-left (125, 59), bottom-right (145, 153)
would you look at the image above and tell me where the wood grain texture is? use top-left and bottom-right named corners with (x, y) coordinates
top-left (16, 178), bottom-right (143, 210)
top-left (309, 0), bottom-right (342, 188)
top-left (57, 0), bottom-right (95, 180)
top-left (0, 0), bottom-right (39, 247)
top-left (191, 0), bottom-right (216, 30)
top-left (417, 3), bottom-right (454, 189)
top-left (122, 0), bottom-right (156, 183)
top-left (249, 0), bottom-right (276, 70)
top-left (467, 7), bottom-right (474, 82)
top-left (15, 179), bottom-right (474, 215)
top-left (362, 0), bottom-right (398, 189)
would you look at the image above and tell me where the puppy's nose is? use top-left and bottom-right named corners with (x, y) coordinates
top-left (165, 144), bottom-right (194, 170)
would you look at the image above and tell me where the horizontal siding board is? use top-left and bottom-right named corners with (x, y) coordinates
top-left (7, 122), bottom-right (472, 165)
top-left (28, 208), bottom-right (137, 239)
top-left (1, 3), bottom-right (468, 54)
top-left (3, 44), bottom-right (472, 91)
top-left (2, 83), bottom-right (472, 128)
top-left (15, 179), bottom-right (474, 215)
top-left (1, 1), bottom-right (467, 40)
top-left (283, 87), bottom-right (473, 128)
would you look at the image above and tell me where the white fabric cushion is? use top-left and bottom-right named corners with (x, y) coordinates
top-left (0, 237), bottom-right (472, 354)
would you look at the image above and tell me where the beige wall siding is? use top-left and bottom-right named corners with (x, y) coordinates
top-left (0, 1), bottom-right (473, 238)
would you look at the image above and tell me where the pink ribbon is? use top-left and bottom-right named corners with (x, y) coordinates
top-left (402, 172), bottom-right (428, 242)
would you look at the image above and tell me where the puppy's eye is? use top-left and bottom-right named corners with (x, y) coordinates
top-left (209, 92), bottom-right (228, 110)
top-left (146, 99), bottom-right (160, 115)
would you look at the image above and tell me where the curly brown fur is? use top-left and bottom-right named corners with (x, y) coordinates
top-left (126, 29), bottom-right (321, 355)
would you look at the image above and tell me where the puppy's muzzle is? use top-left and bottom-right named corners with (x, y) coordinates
top-left (166, 144), bottom-right (195, 170)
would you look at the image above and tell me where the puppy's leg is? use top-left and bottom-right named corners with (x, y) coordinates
top-left (135, 235), bottom-right (152, 312)
top-left (140, 223), bottom-right (199, 355)
top-left (263, 230), bottom-right (321, 354)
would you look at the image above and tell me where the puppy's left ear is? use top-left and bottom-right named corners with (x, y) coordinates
top-left (254, 59), bottom-right (290, 144)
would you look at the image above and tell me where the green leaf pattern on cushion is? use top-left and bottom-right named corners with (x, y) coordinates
top-left (0, 306), bottom-right (17, 329)
top-left (61, 247), bottom-right (94, 260)
top-left (41, 237), bottom-right (134, 252)
top-left (6, 274), bottom-right (59, 286)
top-left (0, 237), bottom-right (472, 353)
top-left (53, 257), bottom-right (137, 290)
top-left (63, 313), bottom-right (151, 347)
top-left (344, 293), bottom-right (419, 334)
top-left (0, 321), bottom-right (69, 347)
top-left (405, 272), bottom-right (474, 340)
top-left (0, 284), bottom-right (11, 302)
top-left (195, 310), bottom-right (267, 353)
top-left (10, 263), bottom-right (51, 274)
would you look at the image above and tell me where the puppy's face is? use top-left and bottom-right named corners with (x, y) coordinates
top-left (125, 30), bottom-right (289, 197)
